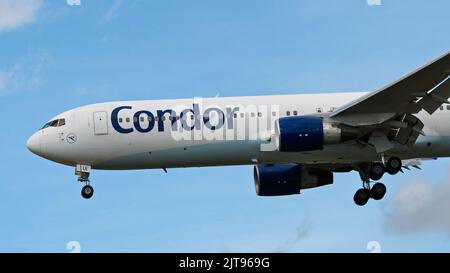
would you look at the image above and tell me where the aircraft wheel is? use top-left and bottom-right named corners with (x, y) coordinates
top-left (386, 157), bottom-right (402, 175)
top-left (354, 189), bottom-right (370, 206)
top-left (369, 163), bottom-right (385, 181)
top-left (370, 182), bottom-right (387, 200)
top-left (81, 185), bottom-right (94, 199)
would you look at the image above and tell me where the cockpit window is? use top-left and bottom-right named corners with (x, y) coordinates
top-left (41, 118), bottom-right (66, 129)
top-left (43, 120), bottom-right (58, 128)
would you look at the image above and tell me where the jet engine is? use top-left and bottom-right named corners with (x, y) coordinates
top-left (274, 116), bottom-right (355, 152)
top-left (253, 164), bottom-right (333, 196)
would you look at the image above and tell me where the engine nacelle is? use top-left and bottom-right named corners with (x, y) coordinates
top-left (275, 116), bottom-right (354, 152)
top-left (253, 164), bottom-right (333, 196)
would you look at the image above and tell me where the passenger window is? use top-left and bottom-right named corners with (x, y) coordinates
top-left (133, 117), bottom-right (138, 123)
top-left (233, 113), bottom-right (238, 118)
top-left (258, 112), bottom-right (262, 117)
top-left (293, 111), bottom-right (298, 116)
top-left (148, 116), bottom-right (152, 122)
top-left (440, 106), bottom-right (444, 110)
top-left (240, 113), bottom-right (245, 118)
top-left (251, 113), bottom-right (255, 118)
top-left (316, 108), bottom-right (322, 113)
top-left (140, 117), bottom-right (145, 122)
top-left (126, 117), bottom-right (130, 123)
top-left (119, 118), bottom-right (123, 123)
top-left (190, 115), bottom-right (194, 120)
top-left (447, 105), bottom-right (450, 110)
top-left (286, 111), bottom-right (290, 116)
top-left (272, 111), bottom-right (277, 117)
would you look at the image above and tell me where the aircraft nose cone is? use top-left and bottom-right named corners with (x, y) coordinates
top-left (26, 133), bottom-right (41, 155)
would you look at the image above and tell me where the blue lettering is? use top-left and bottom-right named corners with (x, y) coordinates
top-left (157, 109), bottom-right (177, 132)
top-left (111, 104), bottom-right (241, 134)
top-left (180, 104), bottom-right (201, 131)
top-left (111, 106), bottom-right (133, 134)
top-left (133, 111), bottom-right (155, 133)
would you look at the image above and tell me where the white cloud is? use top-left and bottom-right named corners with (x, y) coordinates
top-left (0, 71), bottom-right (7, 91)
top-left (103, 0), bottom-right (124, 22)
top-left (384, 172), bottom-right (450, 234)
top-left (66, 0), bottom-right (81, 6)
top-left (0, 50), bottom-right (51, 96)
top-left (0, 0), bottom-right (43, 31)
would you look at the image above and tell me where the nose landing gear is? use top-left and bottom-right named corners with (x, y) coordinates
top-left (76, 164), bottom-right (94, 199)
top-left (81, 184), bottom-right (94, 199)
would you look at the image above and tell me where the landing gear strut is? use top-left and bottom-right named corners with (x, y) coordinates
top-left (76, 164), bottom-right (94, 199)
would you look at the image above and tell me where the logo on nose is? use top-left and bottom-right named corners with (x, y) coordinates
top-left (67, 133), bottom-right (77, 144)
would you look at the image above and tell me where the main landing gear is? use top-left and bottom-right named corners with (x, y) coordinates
top-left (353, 156), bottom-right (401, 206)
top-left (353, 182), bottom-right (387, 206)
top-left (76, 164), bottom-right (94, 199)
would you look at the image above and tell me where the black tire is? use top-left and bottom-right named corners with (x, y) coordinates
top-left (386, 157), bottom-right (402, 175)
top-left (81, 185), bottom-right (94, 199)
top-left (369, 163), bottom-right (385, 181)
top-left (370, 183), bottom-right (387, 200)
top-left (353, 189), bottom-right (370, 206)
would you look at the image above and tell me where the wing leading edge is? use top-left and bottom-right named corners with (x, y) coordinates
top-left (331, 51), bottom-right (450, 117)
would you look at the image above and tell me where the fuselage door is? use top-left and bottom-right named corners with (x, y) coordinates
top-left (93, 111), bottom-right (108, 135)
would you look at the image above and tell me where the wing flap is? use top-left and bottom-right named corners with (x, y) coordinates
top-left (418, 77), bottom-right (450, 114)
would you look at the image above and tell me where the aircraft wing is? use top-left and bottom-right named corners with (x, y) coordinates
top-left (330, 51), bottom-right (450, 118)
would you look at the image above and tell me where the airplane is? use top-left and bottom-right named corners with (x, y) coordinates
top-left (27, 51), bottom-right (450, 206)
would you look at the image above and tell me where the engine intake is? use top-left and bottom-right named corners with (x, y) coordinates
top-left (275, 116), bottom-right (355, 152)
top-left (254, 164), bottom-right (333, 196)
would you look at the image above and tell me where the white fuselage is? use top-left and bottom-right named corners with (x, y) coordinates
top-left (26, 92), bottom-right (450, 170)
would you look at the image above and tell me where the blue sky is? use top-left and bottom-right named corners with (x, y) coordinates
top-left (1, 0), bottom-right (450, 252)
